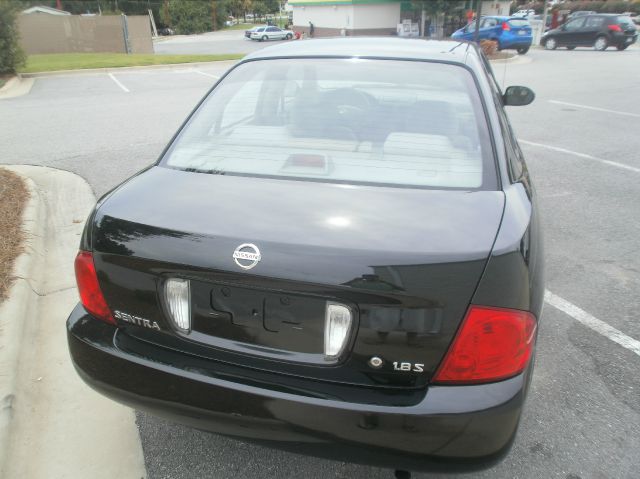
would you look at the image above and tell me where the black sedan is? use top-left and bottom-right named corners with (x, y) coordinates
top-left (67, 38), bottom-right (543, 476)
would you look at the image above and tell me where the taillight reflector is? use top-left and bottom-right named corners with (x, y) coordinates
top-left (608, 24), bottom-right (622, 32)
top-left (74, 251), bottom-right (115, 325)
top-left (432, 306), bottom-right (537, 384)
top-left (165, 278), bottom-right (191, 331)
top-left (324, 302), bottom-right (353, 359)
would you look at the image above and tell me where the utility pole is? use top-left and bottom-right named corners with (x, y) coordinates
top-left (541, 0), bottom-right (550, 44)
top-left (212, 0), bottom-right (217, 31)
top-left (474, 0), bottom-right (482, 43)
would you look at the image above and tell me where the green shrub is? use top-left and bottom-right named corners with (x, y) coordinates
top-left (0, 1), bottom-right (25, 74)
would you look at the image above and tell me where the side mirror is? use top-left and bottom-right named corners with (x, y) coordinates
top-left (503, 86), bottom-right (535, 106)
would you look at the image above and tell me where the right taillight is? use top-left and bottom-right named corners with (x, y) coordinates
top-left (502, 21), bottom-right (511, 31)
top-left (432, 306), bottom-right (537, 384)
top-left (74, 251), bottom-right (115, 325)
top-left (608, 24), bottom-right (622, 32)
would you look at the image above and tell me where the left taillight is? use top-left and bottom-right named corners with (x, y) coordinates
top-left (608, 24), bottom-right (622, 32)
top-left (74, 251), bottom-right (115, 325)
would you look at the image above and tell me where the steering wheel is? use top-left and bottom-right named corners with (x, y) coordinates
top-left (323, 88), bottom-right (376, 139)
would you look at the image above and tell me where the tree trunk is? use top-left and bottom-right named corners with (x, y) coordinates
top-left (212, 0), bottom-right (217, 31)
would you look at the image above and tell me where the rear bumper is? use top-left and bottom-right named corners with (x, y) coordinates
top-left (611, 32), bottom-right (638, 45)
top-left (67, 305), bottom-right (532, 473)
top-left (499, 35), bottom-right (533, 49)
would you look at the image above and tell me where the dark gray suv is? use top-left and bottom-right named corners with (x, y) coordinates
top-left (543, 14), bottom-right (638, 50)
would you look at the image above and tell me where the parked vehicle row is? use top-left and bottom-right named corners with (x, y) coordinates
top-left (452, 16), bottom-right (533, 54)
top-left (542, 13), bottom-right (638, 51)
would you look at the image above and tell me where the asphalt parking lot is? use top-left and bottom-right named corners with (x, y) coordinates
top-left (1, 44), bottom-right (639, 478)
top-left (154, 29), bottom-right (271, 55)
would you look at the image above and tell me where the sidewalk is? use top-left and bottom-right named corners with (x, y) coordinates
top-left (0, 166), bottom-right (145, 479)
top-left (19, 59), bottom-right (239, 78)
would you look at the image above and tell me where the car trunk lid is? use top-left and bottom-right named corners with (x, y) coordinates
top-left (92, 167), bottom-right (505, 389)
top-left (507, 19), bottom-right (532, 36)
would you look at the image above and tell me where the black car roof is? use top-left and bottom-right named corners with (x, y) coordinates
top-left (243, 37), bottom-right (475, 65)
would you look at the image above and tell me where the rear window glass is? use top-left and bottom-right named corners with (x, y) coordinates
top-left (508, 19), bottom-right (529, 27)
top-left (617, 16), bottom-right (634, 27)
top-left (585, 17), bottom-right (604, 28)
top-left (162, 59), bottom-right (496, 190)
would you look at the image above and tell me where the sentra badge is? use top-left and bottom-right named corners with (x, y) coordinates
top-left (114, 310), bottom-right (161, 331)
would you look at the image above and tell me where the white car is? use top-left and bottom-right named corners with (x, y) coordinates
top-left (250, 26), bottom-right (294, 41)
top-left (513, 9), bottom-right (535, 18)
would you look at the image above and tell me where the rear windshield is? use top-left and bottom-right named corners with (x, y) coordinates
top-left (616, 16), bottom-right (634, 27)
top-left (508, 19), bottom-right (530, 27)
top-left (161, 58), bottom-right (496, 190)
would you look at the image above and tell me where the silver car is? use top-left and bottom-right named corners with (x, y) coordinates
top-left (250, 26), bottom-right (294, 41)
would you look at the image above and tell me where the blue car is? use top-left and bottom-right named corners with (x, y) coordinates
top-left (452, 16), bottom-right (533, 54)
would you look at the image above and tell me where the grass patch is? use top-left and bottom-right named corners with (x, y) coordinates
top-left (0, 78), bottom-right (6, 89)
top-left (0, 169), bottom-right (29, 303)
top-left (224, 23), bottom-right (258, 30)
top-left (20, 53), bottom-right (244, 73)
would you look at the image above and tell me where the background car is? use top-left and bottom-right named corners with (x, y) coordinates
top-left (513, 9), bottom-right (535, 18)
top-left (244, 25), bottom-right (264, 38)
top-left (531, 14), bottom-right (552, 31)
top-left (250, 26), bottom-right (294, 41)
top-left (542, 14), bottom-right (638, 51)
top-left (452, 16), bottom-right (533, 54)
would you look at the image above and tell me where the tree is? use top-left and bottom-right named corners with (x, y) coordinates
top-left (409, 0), bottom-right (462, 16)
top-left (160, 0), bottom-right (229, 34)
top-left (0, 1), bottom-right (25, 74)
top-left (226, 0), bottom-right (252, 20)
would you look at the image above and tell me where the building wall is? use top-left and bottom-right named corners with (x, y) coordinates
top-left (292, 1), bottom-right (400, 35)
top-left (18, 14), bottom-right (152, 54)
top-left (481, 1), bottom-right (511, 17)
top-left (351, 3), bottom-right (401, 29)
top-left (293, 4), bottom-right (355, 30)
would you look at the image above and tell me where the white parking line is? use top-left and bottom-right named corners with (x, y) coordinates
top-left (549, 100), bottom-right (640, 119)
top-left (193, 70), bottom-right (220, 79)
top-left (519, 139), bottom-right (640, 174)
top-left (108, 73), bottom-right (130, 93)
top-left (545, 290), bottom-right (640, 358)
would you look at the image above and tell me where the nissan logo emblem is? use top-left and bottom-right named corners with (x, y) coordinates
top-left (232, 243), bottom-right (261, 270)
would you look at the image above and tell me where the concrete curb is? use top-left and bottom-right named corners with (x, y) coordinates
top-left (0, 76), bottom-right (35, 100)
top-left (0, 76), bottom-right (17, 93)
top-left (20, 59), bottom-right (241, 78)
top-left (0, 166), bottom-right (146, 479)
top-left (490, 54), bottom-right (533, 65)
top-left (0, 172), bottom-right (44, 476)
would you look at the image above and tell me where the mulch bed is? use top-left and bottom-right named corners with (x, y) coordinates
top-left (0, 75), bottom-right (13, 89)
top-left (0, 169), bottom-right (29, 303)
top-left (488, 51), bottom-right (516, 60)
